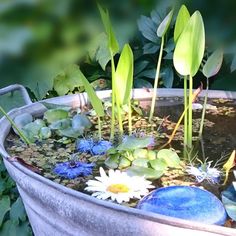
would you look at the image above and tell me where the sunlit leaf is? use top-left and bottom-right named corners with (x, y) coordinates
top-left (157, 10), bottom-right (173, 38)
top-left (44, 109), bottom-right (69, 124)
top-left (117, 136), bottom-right (153, 151)
top-left (75, 66), bottom-right (105, 117)
top-left (53, 64), bottom-right (84, 96)
top-left (97, 4), bottom-right (119, 55)
top-left (157, 149), bottom-right (180, 168)
top-left (174, 11), bottom-right (205, 77)
top-left (203, 49), bottom-right (223, 78)
top-left (114, 44), bottom-right (134, 105)
top-left (174, 5), bottom-right (190, 43)
top-left (223, 150), bottom-right (235, 185)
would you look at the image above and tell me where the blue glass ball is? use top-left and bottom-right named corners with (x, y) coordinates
top-left (137, 186), bottom-right (227, 225)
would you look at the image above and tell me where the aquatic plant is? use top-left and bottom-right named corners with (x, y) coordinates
top-left (174, 6), bottom-right (205, 151)
top-left (149, 9), bottom-right (173, 122)
top-left (98, 4), bottom-right (134, 138)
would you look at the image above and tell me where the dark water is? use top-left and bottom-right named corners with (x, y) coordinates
top-left (140, 97), bottom-right (236, 163)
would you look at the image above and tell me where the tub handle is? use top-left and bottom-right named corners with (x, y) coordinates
top-left (0, 84), bottom-right (33, 105)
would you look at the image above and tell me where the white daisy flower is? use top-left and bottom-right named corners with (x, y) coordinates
top-left (85, 167), bottom-right (154, 204)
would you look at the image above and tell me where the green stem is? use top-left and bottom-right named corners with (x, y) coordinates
top-left (199, 78), bottom-right (209, 139)
top-left (0, 106), bottom-right (30, 145)
top-left (188, 75), bottom-right (193, 149)
top-left (98, 116), bottom-right (102, 140)
top-left (149, 37), bottom-right (164, 122)
top-left (128, 99), bottom-right (132, 135)
top-left (184, 76), bottom-right (188, 148)
top-left (116, 101), bottom-right (123, 136)
top-left (110, 49), bottom-right (116, 141)
top-left (183, 76), bottom-right (188, 157)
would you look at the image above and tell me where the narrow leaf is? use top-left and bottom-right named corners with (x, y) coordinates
top-left (203, 49), bottom-right (223, 78)
top-left (97, 4), bottom-right (119, 55)
top-left (174, 5), bottom-right (190, 43)
top-left (174, 11), bottom-right (205, 76)
top-left (71, 65), bottom-right (104, 117)
top-left (157, 10), bottom-right (173, 38)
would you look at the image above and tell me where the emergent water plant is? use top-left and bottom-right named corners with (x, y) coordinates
top-left (174, 7), bottom-right (205, 152)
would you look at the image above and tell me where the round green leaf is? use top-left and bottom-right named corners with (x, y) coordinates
top-left (174, 11), bottom-right (205, 77)
top-left (157, 149), bottom-right (180, 168)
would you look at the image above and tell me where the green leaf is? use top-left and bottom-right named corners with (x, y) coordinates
top-left (157, 10), bottom-right (173, 38)
top-left (127, 166), bottom-right (164, 179)
top-left (0, 196), bottom-right (10, 226)
top-left (72, 65), bottom-right (104, 117)
top-left (114, 44), bottom-right (134, 105)
top-left (161, 67), bottom-right (174, 88)
top-left (53, 64), bottom-right (84, 96)
top-left (10, 198), bottom-right (26, 223)
top-left (174, 11), bottom-right (205, 77)
top-left (97, 4), bottom-right (119, 55)
top-left (174, 5), bottom-right (190, 43)
top-left (157, 149), bottom-right (180, 168)
top-left (49, 118), bottom-right (71, 130)
top-left (0, 220), bottom-right (31, 236)
top-left (117, 136), bottom-right (153, 151)
top-left (230, 54), bottom-right (236, 72)
top-left (44, 109), bottom-right (69, 124)
top-left (149, 158), bottom-right (168, 171)
top-left (223, 150), bottom-right (235, 185)
top-left (105, 155), bottom-right (120, 169)
top-left (202, 49), bottom-right (223, 78)
top-left (132, 158), bottom-right (149, 168)
top-left (143, 43), bottom-right (159, 54)
top-left (137, 15), bottom-right (159, 43)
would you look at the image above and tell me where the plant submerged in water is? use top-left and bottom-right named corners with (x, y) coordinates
top-left (85, 167), bottom-right (154, 204)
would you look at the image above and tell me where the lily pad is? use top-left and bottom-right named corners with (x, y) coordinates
top-left (157, 149), bottom-right (180, 168)
top-left (132, 158), bottom-right (149, 168)
top-left (117, 136), bottom-right (154, 151)
top-left (49, 118), bottom-right (71, 130)
top-left (57, 127), bottom-right (84, 139)
top-left (127, 166), bottom-right (164, 179)
top-left (149, 158), bottom-right (168, 171)
top-left (13, 113), bottom-right (32, 133)
top-left (44, 109), bottom-right (69, 124)
top-left (72, 114), bottom-right (92, 131)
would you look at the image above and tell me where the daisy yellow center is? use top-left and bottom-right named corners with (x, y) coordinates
top-left (107, 184), bottom-right (129, 193)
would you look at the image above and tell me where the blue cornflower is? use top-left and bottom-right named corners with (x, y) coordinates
top-left (91, 140), bottom-right (112, 155)
top-left (76, 138), bottom-right (112, 156)
top-left (76, 139), bottom-right (94, 153)
top-left (53, 161), bottom-right (95, 179)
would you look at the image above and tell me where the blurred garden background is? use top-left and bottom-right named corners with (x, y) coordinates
top-left (0, 0), bottom-right (236, 235)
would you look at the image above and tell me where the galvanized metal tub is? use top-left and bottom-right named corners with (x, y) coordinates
top-left (0, 84), bottom-right (235, 236)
